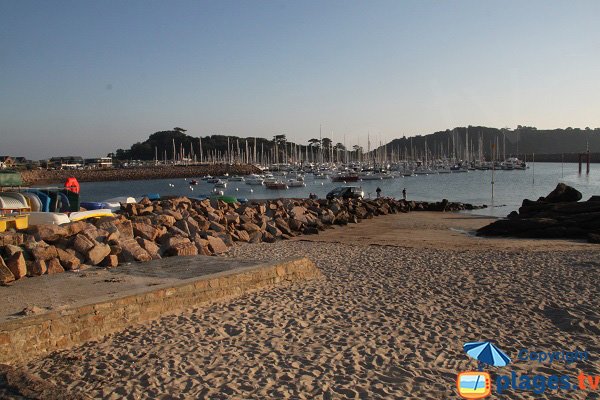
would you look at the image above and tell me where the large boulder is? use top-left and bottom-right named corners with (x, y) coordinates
top-left (165, 241), bottom-right (198, 257)
top-left (119, 238), bottom-right (152, 262)
top-left (27, 224), bottom-right (68, 242)
top-left (136, 238), bottom-right (161, 260)
top-left (86, 243), bottom-right (111, 266)
top-left (56, 247), bottom-right (81, 270)
top-left (544, 183), bottom-right (582, 203)
top-left (0, 257), bottom-right (15, 284)
top-left (207, 236), bottom-right (228, 254)
top-left (28, 259), bottom-right (47, 276)
top-left (132, 222), bottom-right (160, 241)
top-left (30, 244), bottom-right (58, 262)
top-left (72, 234), bottom-right (96, 254)
top-left (46, 258), bottom-right (65, 274)
top-left (5, 251), bottom-right (27, 279)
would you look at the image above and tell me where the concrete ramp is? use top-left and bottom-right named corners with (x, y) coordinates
top-left (0, 255), bottom-right (321, 365)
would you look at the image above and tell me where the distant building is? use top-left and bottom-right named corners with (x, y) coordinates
top-left (84, 157), bottom-right (113, 169)
top-left (48, 156), bottom-right (85, 169)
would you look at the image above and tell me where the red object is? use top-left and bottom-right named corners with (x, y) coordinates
top-left (64, 177), bottom-right (80, 194)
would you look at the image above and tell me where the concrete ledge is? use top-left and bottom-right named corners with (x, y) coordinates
top-left (0, 257), bottom-right (320, 365)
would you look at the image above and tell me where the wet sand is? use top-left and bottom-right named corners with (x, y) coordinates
top-left (20, 212), bottom-right (600, 399)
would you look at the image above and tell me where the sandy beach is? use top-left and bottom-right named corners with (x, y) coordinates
top-left (18, 212), bottom-right (600, 399)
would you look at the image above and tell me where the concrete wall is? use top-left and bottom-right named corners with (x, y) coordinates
top-left (0, 257), bottom-right (320, 365)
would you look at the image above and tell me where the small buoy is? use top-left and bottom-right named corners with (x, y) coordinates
top-left (235, 188), bottom-right (239, 191)
top-left (321, 182), bottom-right (324, 186)
top-left (190, 187), bottom-right (194, 191)
top-left (250, 189), bottom-right (254, 193)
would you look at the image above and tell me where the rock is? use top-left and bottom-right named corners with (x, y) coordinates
top-left (275, 219), bottom-right (293, 236)
top-left (588, 233), bottom-right (600, 244)
top-left (544, 183), bottom-right (582, 203)
top-left (241, 222), bottom-right (261, 233)
top-left (109, 245), bottom-right (122, 255)
top-left (224, 213), bottom-right (240, 225)
top-left (0, 232), bottom-right (24, 246)
top-left (2, 244), bottom-right (22, 257)
top-left (30, 244), bottom-right (58, 261)
top-left (119, 238), bottom-right (152, 263)
top-left (86, 243), bottom-right (111, 266)
top-left (248, 231), bottom-right (263, 243)
top-left (19, 306), bottom-right (45, 315)
top-left (588, 196), bottom-right (600, 203)
top-left (5, 251), bottom-right (27, 279)
top-left (56, 247), bottom-right (81, 270)
top-left (164, 209), bottom-right (183, 221)
top-left (302, 226), bottom-right (320, 235)
top-left (62, 221), bottom-right (89, 237)
top-left (207, 235), bottom-right (228, 254)
top-left (194, 237), bottom-right (212, 255)
top-left (123, 203), bottom-right (138, 216)
top-left (262, 231), bottom-right (276, 243)
top-left (507, 211), bottom-right (519, 219)
top-left (167, 225), bottom-right (189, 238)
top-left (154, 214), bottom-right (177, 227)
top-left (72, 234), bottom-right (96, 254)
top-left (288, 219), bottom-right (305, 232)
top-left (0, 257), bottom-right (15, 284)
top-left (101, 254), bottom-right (119, 268)
top-left (209, 221), bottom-right (226, 233)
top-left (46, 258), bottom-right (65, 274)
top-left (266, 223), bottom-right (282, 237)
top-left (136, 238), bottom-right (161, 260)
top-left (132, 222), bottom-right (160, 241)
top-left (174, 219), bottom-right (191, 236)
top-left (235, 230), bottom-right (250, 242)
top-left (165, 241), bottom-right (198, 257)
top-left (162, 235), bottom-right (191, 249)
top-left (28, 259), bottom-right (47, 276)
top-left (114, 219), bottom-right (134, 239)
top-left (27, 224), bottom-right (68, 242)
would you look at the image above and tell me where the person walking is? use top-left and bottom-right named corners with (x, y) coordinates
top-left (376, 187), bottom-right (382, 198)
top-left (402, 188), bottom-right (407, 200)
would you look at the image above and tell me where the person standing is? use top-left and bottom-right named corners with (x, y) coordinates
top-left (376, 187), bottom-right (382, 198)
top-left (402, 188), bottom-right (407, 200)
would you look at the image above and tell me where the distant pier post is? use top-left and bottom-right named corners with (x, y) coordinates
top-left (578, 153), bottom-right (582, 174)
top-left (587, 151), bottom-right (591, 175)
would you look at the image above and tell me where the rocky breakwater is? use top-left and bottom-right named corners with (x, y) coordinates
top-left (0, 196), bottom-right (482, 284)
top-left (477, 183), bottom-right (600, 243)
top-left (20, 163), bottom-right (262, 185)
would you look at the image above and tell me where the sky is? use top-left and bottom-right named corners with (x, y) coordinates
top-left (1, 0), bottom-right (600, 159)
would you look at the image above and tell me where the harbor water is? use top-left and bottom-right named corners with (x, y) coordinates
top-left (78, 162), bottom-right (599, 218)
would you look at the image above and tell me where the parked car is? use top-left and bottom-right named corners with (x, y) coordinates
top-left (326, 186), bottom-right (364, 200)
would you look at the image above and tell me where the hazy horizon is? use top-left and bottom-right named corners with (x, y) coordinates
top-left (2, 0), bottom-right (600, 160)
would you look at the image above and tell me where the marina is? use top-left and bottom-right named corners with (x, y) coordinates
top-left (74, 162), bottom-right (599, 217)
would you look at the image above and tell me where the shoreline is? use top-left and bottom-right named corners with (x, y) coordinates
top-left (19, 164), bottom-right (263, 186)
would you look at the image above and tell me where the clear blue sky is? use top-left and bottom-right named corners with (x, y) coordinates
top-left (1, 0), bottom-right (599, 159)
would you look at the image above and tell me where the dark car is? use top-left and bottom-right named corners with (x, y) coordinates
top-left (326, 186), bottom-right (364, 200)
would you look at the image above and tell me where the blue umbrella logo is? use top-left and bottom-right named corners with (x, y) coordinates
top-left (464, 341), bottom-right (511, 370)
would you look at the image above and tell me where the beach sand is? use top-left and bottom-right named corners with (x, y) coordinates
top-left (21, 212), bottom-right (600, 399)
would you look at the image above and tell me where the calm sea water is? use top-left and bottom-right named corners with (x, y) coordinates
top-left (77, 163), bottom-right (599, 217)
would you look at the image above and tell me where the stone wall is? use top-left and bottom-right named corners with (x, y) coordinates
top-left (0, 257), bottom-right (320, 365)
